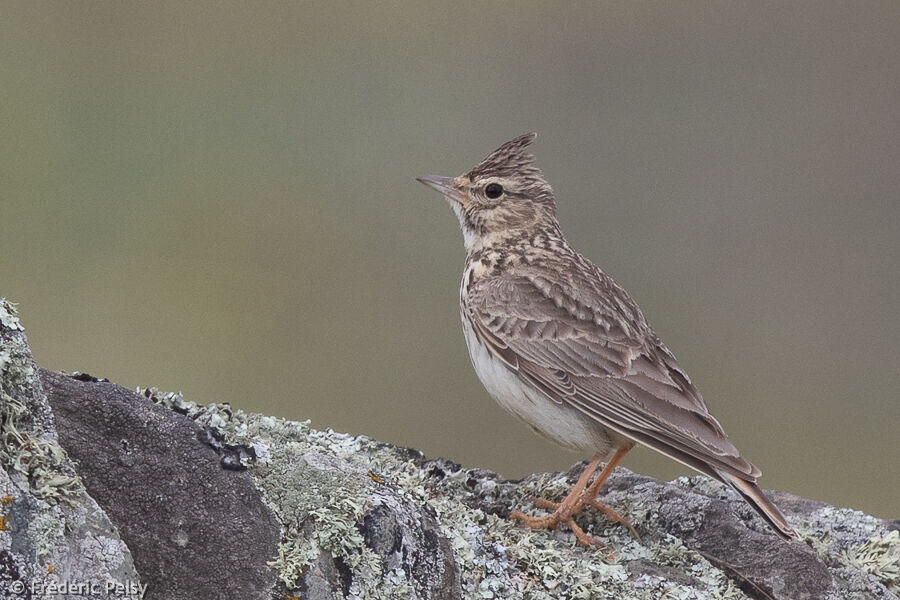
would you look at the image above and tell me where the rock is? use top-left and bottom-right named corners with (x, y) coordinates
top-left (42, 370), bottom-right (281, 600)
top-left (0, 299), bottom-right (140, 599)
top-left (2, 296), bottom-right (898, 599)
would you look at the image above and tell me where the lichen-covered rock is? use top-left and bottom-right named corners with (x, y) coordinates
top-left (0, 299), bottom-right (140, 599)
top-left (140, 389), bottom-right (462, 600)
top-left (42, 371), bottom-right (282, 600)
top-left (147, 391), bottom-right (897, 600)
top-left (4, 296), bottom-right (898, 600)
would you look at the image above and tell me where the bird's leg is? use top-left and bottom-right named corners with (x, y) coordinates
top-left (581, 446), bottom-right (640, 540)
top-left (509, 453), bottom-right (604, 533)
top-left (509, 446), bottom-right (637, 546)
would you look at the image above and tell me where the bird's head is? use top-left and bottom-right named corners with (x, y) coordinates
top-left (417, 133), bottom-right (558, 252)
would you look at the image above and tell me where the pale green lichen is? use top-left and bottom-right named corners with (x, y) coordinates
top-left (265, 488), bottom-right (383, 590)
top-left (0, 394), bottom-right (81, 503)
top-left (1, 307), bottom-right (82, 503)
top-left (268, 530), bottom-right (320, 588)
top-left (149, 386), bottom-right (737, 599)
top-left (309, 495), bottom-right (377, 567)
top-left (347, 442), bottom-right (749, 600)
top-left (143, 388), bottom-right (390, 596)
top-left (144, 387), bottom-right (889, 600)
top-left (0, 299), bottom-right (24, 331)
top-left (843, 530), bottom-right (900, 592)
top-left (29, 510), bottom-right (64, 560)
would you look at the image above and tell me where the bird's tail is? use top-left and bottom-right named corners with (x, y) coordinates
top-left (717, 470), bottom-right (797, 540)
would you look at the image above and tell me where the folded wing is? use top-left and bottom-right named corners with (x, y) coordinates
top-left (467, 269), bottom-right (757, 479)
top-left (465, 262), bottom-right (796, 538)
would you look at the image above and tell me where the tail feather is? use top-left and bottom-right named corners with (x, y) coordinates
top-left (717, 470), bottom-right (797, 540)
top-left (595, 424), bottom-right (798, 539)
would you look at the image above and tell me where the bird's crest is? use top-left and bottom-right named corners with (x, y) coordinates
top-left (466, 133), bottom-right (539, 181)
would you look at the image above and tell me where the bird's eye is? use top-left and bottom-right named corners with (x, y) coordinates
top-left (485, 183), bottom-right (503, 199)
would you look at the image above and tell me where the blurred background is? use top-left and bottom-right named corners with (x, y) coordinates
top-left (1, 2), bottom-right (897, 518)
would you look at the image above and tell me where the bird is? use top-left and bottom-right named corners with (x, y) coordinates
top-left (416, 132), bottom-right (797, 546)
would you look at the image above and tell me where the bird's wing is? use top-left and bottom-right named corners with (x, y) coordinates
top-left (465, 266), bottom-right (761, 481)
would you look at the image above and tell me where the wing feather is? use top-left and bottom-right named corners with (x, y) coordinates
top-left (465, 263), bottom-right (761, 481)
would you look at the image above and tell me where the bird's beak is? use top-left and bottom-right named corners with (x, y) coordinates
top-left (416, 175), bottom-right (465, 204)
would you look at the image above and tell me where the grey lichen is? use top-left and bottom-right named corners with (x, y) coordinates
top-left (134, 377), bottom-right (900, 600)
top-left (1, 466), bottom-right (141, 598)
top-left (0, 304), bottom-right (81, 503)
top-left (144, 389), bottom-right (415, 598)
top-left (26, 509), bottom-right (63, 561)
top-left (0, 299), bottom-right (24, 332)
top-left (0, 395), bottom-right (81, 503)
top-left (1, 302), bottom-right (140, 599)
top-left (142, 389), bottom-right (900, 600)
top-left (388, 462), bottom-right (752, 600)
top-left (844, 530), bottom-right (900, 593)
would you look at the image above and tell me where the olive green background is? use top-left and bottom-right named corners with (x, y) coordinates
top-left (2, 2), bottom-right (897, 517)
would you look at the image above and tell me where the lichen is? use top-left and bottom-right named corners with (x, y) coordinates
top-left (843, 530), bottom-right (900, 592)
top-left (143, 388), bottom-right (389, 596)
top-left (147, 385), bottom-right (742, 599)
top-left (269, 531), bottom-right (320, 588)
top-left (0, 307), bottom-right (82, 503)
top-left (29, 510), bottom-right (64, 560)
top-left (0, 299), bottom-right (23, 332)
top-left (0, 394), bottom-right (81, 503)
top-left (142, 386), bottom-right (887, 600)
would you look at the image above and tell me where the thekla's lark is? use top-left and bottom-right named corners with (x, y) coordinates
top-left (417, 133), bottom-right (796, 546)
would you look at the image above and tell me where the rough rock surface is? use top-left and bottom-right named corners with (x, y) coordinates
top-left (141, 389), bottom-right (898, 600)
top-left (0, 299), bottom-right (140, 599)
top-left (43, 370), bottom-right (282, 600)
top-left (3, 297), bottom-right (899, 600)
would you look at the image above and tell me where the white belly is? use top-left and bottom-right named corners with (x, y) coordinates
top-left (461, 318), bottom-right (614, 454)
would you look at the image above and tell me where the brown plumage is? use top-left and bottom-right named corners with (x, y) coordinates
top-left (417, 133), bottom-right (796, 544)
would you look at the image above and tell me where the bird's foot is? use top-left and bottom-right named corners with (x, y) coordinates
top-left (508, 446), bottom-right (637, 548)
top-left (509, 494), bottom-right (638, 547)
top-left (509, 500), bottom-right (606, 548)
top-left (583, 497), bottom-right (641, 541)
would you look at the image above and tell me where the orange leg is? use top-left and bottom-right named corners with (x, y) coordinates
top-left (509, 446), bottom-right (636, 547)
top-left (581, 446), bottom-right (640, 540)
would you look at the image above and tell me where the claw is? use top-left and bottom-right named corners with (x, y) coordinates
top-left (507, 446), bottom-right (636, 548)
top-left (585, 498), bottom-right (641, 541)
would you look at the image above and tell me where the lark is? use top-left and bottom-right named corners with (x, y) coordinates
top-left (417, 133), bottom-right (796, 546)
